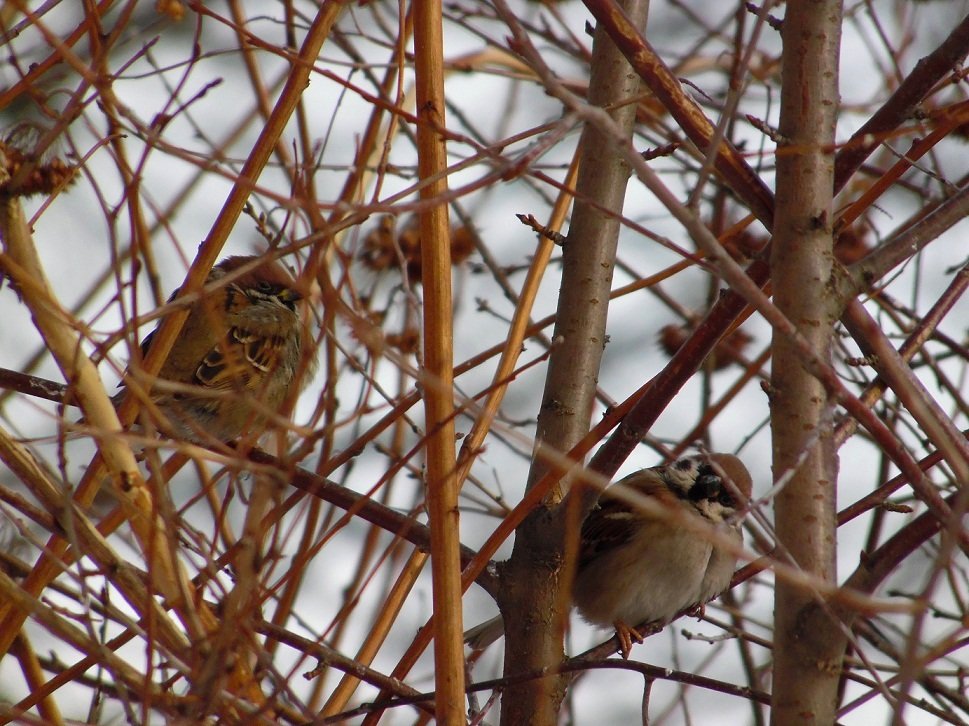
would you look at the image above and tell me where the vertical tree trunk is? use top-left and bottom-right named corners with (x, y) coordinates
top-left (497, 2), bottom-right (650, 723)
top-left (770, 2), bottom-right (846, 723)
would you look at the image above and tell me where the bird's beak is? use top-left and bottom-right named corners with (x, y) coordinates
top-left (279, 288), bottom-right (303, 303)
top-left (693, 473), bottom-right (722, 500)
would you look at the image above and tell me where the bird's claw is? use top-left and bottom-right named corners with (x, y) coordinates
top-left (688, 603), bottom-right (706, 619)
top-left (614, 620), bottom-right (644, 660)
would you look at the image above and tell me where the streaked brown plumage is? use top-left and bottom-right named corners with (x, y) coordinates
top-left (573, 453), bottom-right (751, 657)
top-left (464, 453), bottom-right (752, 659)
top-left (124, 255), bottom-right (309, 443)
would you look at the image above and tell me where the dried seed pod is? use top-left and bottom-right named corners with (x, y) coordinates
top-left (0, 132), bottom-right (75, 197)
top-left (658, 323), bottom-right (753, 371)
top-left (361, 215), bottom-right (475, 281)
top-left (834, 225), bottom-right (871, 265)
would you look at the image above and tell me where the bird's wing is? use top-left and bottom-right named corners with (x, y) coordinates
top-left (193, 327), bottom-right (274, 391)
top-left (579, 471), bottom-right (678, 570)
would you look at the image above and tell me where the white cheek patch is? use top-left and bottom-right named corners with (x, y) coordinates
top-left (664, 459), bottom-right (702, 494)
top-left (693, 499), bottom-right (733, 524)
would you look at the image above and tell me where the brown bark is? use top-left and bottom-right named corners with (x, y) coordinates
top-left (497, 1), bottom-right (650, 723)
top-left (770, 2), bottom-right (846, 724)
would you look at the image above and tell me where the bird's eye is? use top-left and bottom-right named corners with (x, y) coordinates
top-left (257, 281), bottom-right (274, 293)
top-left (717, 491), bottom-right (735, 507)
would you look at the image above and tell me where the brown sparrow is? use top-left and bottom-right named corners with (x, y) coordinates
top-left (465, 453), bottom-right (752, 659)
top-left (121, 255), bottom-right (309, 443)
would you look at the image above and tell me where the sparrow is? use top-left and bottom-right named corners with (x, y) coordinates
top-left (121, 255), bottom-right (310, 443)
top-left (464, 453), bottom-right (752, 659)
